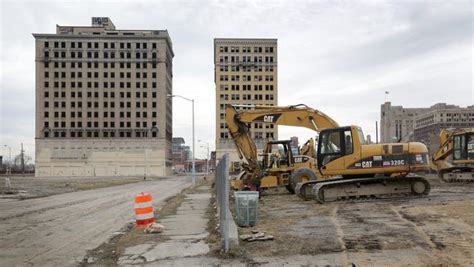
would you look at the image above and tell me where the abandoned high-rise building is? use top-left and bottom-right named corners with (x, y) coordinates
top-left (214, 38), bottom-right (278, 166)
top-left (33, 17), bottom-right (174, 177)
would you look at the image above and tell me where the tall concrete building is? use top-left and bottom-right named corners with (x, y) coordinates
top-left (414, 104), bottom-right (474, 153)
top-left (214, 38), bottom-right (278, 165)
top-left (380, 102), bottom-right (430, 142)
top-left (33, 17), bottom-right (174, 177)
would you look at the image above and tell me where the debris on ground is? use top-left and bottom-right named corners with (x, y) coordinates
top-left (239, 232), bottom-right (274, 242)
top-left (144, 222), bottom-right (165, 234)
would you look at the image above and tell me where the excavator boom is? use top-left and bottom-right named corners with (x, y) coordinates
top-left (225, 104), bottom-right (339, 169)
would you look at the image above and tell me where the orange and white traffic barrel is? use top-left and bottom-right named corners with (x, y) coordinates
top-left (134, 192), bottom-right (154, 227)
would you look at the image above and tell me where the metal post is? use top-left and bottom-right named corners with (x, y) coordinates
top-left (376, 121), bottom-right (379, 144)
top-left (21, 142), bottom-right (24, 174)
top-left (192, 99), bottom-right (195, 185)
top-left (206, 144), bottom-right (209, 175)
top-left (3, 145), bottom-right (11, 193)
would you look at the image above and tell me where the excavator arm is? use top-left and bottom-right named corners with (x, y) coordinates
top-left (431, 129), bottom-right (455, 171)
top-left (225, 104), bottom-right (339, 185)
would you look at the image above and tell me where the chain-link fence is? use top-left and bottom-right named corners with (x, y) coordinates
top-left (215, 153), bottom-right (232, 252)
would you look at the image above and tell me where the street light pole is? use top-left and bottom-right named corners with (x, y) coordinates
top-left (167, 94), bottom-right (195, 185)
top-left (192, 99), bottom-right (195, 184)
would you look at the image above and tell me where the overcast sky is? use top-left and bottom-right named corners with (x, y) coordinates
top-left (0, 0), bottom-right (472, 160)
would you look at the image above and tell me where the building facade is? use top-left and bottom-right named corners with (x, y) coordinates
top-left (214, 38), bottom-right (278, 164)
top-left (414, 104), bottom-right (474, 153)
top-left (33, 17), bottom-right (174, 177)
top-left (380, 102), bottom-right (430, 142)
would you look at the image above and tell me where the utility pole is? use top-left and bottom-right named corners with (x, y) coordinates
top-left (376, 121), bottom-right (379, 144)
top-left (21, 143), bottom-right (25, 174)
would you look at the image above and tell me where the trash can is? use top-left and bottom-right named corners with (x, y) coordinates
top-left (234, 191), bottom-right (259, 227)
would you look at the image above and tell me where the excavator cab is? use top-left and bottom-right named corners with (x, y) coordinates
top-left (432, 128), bottom-right (474, 182)
top-left (262, 140), bottom-right (295, 169)
top-left (317, 126), bottom-right (359, 172)
top-left (453, 132), bottom-right (474, 161)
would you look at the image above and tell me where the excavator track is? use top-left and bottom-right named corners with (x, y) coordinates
top-left (295, 176), bottom-right (430, 203)
top-left (439, 167), bottom-right (474, 183)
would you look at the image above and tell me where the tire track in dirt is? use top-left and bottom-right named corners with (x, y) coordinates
top-left (390, 205), bottom-right (437, 249)
top-left (329, 206), bottom-right (349, 267)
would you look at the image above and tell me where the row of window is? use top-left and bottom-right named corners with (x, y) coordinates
top-left (44, 91), bottom-right (157, 98)
top-left (219, 75), bottom-right (274, 82)
top-left (45, 71), bottom-right (158, 79)
top-left (44, 81), bottom-right (158, 89)
top-left (219, 132), bottom-right (274, 139)
top-left (219, 123), bottom-right (274, 129)
top-left (45, 120), bottom-right (152, 128)
top-left (218, 103), bottom-right (274, 110)
top-left (44, 51), bottom-right (157, 59)
top-left (44, 111), bottom-right (157, 119)
top-left (219, 75), bottom-right (275, 82)
top-left (219, 56), bottom-right (274, 63)
top-left (219, 46), bottom-right (274, 53)
top-left (219, 65), bottom-right (274, 72)
top-left (219, 84), bottom-right (275, 91)
top-left (44, 61), bottom-right (157, 69)
top-left (45, 130), bottom-right (157, 138)
top-left (45, 41), bottom-right (158, 50)
top-left (45, 101), bottom-right (157, 109)
top-left (219, 94), bottom-right (275, 101)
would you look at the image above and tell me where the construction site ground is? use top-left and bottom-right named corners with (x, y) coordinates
top-left (233, 174), bottom-right (474, 266)
top-left (86, 174), bottom-right (474, 266)
top-left (0, 175), bottom-right (153, 199)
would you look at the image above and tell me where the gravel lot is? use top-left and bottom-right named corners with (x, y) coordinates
top-left (235, 175), bottom-right (474, 266)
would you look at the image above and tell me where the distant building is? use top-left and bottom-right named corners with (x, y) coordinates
top-left (366, 134), bottom-right (373, 144)
top-left (381, 102), bottom-right (474, 153)
top-left (414, 104), bottom-right (474, 153)
top-left (172, 137), bottom-right (186, 164)
top-left (172, 137), bottom-right (190, 172)
top-left (214, 38), bottom-right (278, 167)
top-left (33, 17), bottom-right (174, 177)
top-left (380, 102), bottom-right (429, 142)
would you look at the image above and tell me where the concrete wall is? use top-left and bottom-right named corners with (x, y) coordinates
top-left (35, 138), bottom-right (172, 177)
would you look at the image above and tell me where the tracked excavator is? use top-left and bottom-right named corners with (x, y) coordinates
top-left (226, 104), bottom-right (431, 203)
top-left (431, 128), bottom-right (474, 182)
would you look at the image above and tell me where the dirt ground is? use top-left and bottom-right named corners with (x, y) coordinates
top-left (234, 175), bottom-right (474, 266)
top-left (0, 175), bottom-right (150, 199)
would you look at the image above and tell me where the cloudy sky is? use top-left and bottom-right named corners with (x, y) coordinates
top-left (0, 0), bottom-right (472, 160)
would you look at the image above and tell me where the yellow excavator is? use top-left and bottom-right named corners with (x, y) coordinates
top-left (226, 104), bottom-right (431, 203)
top-left (431, 128), bottom-right (474, 182)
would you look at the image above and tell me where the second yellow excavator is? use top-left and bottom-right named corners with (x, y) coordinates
top-left (431, 128), bottom-right (474, 182)
top-left (226, 104), bottom-right (431, 203)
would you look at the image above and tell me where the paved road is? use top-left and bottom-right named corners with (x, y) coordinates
top-left (0, 176), bottom-right (191, 266)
